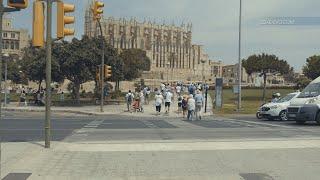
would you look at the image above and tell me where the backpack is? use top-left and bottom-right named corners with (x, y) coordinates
top-left (182, 99), bottom-right (188, 108)
top-left (127, 94), bottom-right (133, 102)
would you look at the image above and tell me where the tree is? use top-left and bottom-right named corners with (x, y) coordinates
top-left (120, 49), bottom-right (151, 81)
top-left (53, 38), bottom-right (96, 104)
top-left (21, 44), bottom-right (64, 91)
top-left (303, 55), bottom-right (320, 80)
top-left (90, 36), bottom-right (124, 91)
top-left (242, 53), bottom-right (291, 102)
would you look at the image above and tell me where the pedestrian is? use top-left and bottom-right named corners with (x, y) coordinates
top-left (177, 94), bottom-right (183, 113)
top-left (155, 92), bottom-right (164, 115)
top-left (164, 89), bottom-right (173, 114)
top-left (125, 90), bottom-right (134, 112)
top-left (160, 83), bottom-right (165, 93)
top-left (145, 86), bottom-right (151, 105)
top-left (188, 83), bottom-right (194, 95)
top-left (194, 90), bottom-right (204, 120)
top-left (139, 90), bottom-right (145, 112)
top-left (181, 95), bottom-right (188, 118)
top-left (187, 94), bottom-right (195, 121)
top-left (176, 85), bottom-right (181, 96)
top-left (19, 90), bottom-right (27, 107)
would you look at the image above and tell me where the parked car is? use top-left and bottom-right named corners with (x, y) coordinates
top-left (259, 92), bottom-right (300, 121)
top-left (287, 76), bottom-right (320, 124)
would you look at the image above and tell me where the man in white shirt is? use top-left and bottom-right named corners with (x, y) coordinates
top-left (187, 94), bottom-right (196, 121)
top-left (164, 90), bottom-right (173, 113)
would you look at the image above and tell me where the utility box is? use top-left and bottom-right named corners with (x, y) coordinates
top-left (215, 78), bottom-right (223, 109)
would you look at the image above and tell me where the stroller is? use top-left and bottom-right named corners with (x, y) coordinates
top-left (132, 98), bottom-right (144, 113)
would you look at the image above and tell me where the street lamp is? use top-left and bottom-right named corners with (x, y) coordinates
top-left (3, 53), bottom-right (9, 107)
top-left (237, 0), bottom-right (242, 112)
top-left (166, 62), bottom-right (170, 84)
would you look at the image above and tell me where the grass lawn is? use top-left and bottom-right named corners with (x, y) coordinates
top-left (209, 88), bottom-right (296, 114)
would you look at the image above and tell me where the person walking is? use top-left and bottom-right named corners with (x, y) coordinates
top-left (194, 90), bottom-right (204, 120)
top-left (139, 90), bottom-right (145, 112)
top-left (125, 90), bottom-right (134, 112)
top-left (155, 92), bottom-right (164, 115)
top-left (164, 89), bottom-right (173, 114)
top-left (187, 94), bottom-right (195, 121)
top-left (181, 95), bottom-right (188, 118)
top-left (177, 94), bottom-right (183, 113)
top-left (176, 85), bottom-right (181, 96)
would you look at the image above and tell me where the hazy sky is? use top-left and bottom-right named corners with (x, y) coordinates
top-left (9, 0), bottom-right (320, 71)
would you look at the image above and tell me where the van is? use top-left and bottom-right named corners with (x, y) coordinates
top-left (287, 76), bottom-right (320, 124)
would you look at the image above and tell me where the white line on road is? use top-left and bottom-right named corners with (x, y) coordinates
top-left (56, 139), bottom-right (320, 152)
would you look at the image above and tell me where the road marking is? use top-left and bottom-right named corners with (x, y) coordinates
top-left (57, 139), bottom-right (320, 152)
top-left (140, 120), bottom-right (159, 129)
top-left (83, 120), bottom-right (104, 129)
top-left (222, 118), bottom-right (294, 129)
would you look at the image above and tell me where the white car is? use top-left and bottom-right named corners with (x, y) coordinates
top-left (260, 92), bottom-right (300, 121)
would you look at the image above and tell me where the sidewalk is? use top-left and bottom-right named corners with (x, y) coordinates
top-left (3, 94), bottom-right (213, 118)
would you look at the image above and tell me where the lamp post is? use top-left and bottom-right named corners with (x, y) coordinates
top-left (237, 0), bottom-right (242, 112)
top-left (3, 53), bottom-right (9, 107)
top-left (201, 59), bottom-right (206, 83)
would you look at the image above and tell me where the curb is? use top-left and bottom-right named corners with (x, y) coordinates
top-left (3, 107), bottom-right (214, 118)
top-left (3, 108), bottom-right (97, 116)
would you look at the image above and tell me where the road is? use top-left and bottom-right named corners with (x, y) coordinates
top-left (2, 112), bottom-right (320, 179)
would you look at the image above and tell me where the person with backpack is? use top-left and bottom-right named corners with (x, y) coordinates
top-left (125, 90), bottom-right (134, 112)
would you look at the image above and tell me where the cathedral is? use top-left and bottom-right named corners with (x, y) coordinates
top-left (84, 2), bottom-right (223, 85)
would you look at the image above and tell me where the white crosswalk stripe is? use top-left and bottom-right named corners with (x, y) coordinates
top-left (83, 120), bottom-right (104, 129)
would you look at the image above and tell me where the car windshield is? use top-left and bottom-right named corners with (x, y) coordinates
top-left (298, 82), bottom-right (320, 98)
top-left (277, 94), bottom-right (296, 103)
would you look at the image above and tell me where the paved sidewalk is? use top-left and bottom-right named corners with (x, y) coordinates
top-left (3, 94), bottom-right (213, 118)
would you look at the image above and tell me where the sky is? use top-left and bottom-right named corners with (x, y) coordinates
top-left (8, 0), bottom-right (320, 71)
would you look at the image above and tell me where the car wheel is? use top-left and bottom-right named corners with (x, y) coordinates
top-left (316, 112), bottom-right (320, 125)
top-left (296, 120), bottom-right (306, 125)
top-left (279, 110), bottom-right (288, 121)
top-left (256, 112), bottom-right (263, 119)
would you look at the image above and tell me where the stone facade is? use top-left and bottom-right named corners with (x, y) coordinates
top-left (2, 17), bottom-right (29, 57)
top-left (84, 2), bottom-right (222, 85)
top-left (222, 63), bottom-right (287, 87)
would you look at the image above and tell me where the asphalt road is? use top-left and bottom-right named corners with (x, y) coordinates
top-left (3, 112), bottom-right (320, 179)
top-left (1, 111), bottom-right (320, 143)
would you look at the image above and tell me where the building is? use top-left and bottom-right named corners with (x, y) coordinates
top-left (222, 63), bottom-right (287, 87)
top-left (2, 17), bottom-right (29, 57)
top-left (84, 2), bottom-right (223, 85)
top-left (222, 64), bottom-right (248, 85)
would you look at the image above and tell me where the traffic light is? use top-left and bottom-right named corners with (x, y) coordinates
top-left (57, 1), bottom-right (75, 39)
top-left (92, 0), bottom-right (104, 20)
top-left (8, 0), bottom-right (28, 9)
top-left (104, 65), bottom-right (112, 79)
top-left (32, 1), bottom-right (44, 47)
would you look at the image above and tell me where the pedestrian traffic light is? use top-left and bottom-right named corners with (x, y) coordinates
top-left (92, 0), bottom-right (104, 20)
top-left (104, 65), bottom-right (112, 79)
top-left (57, 1), bottom-right (75, 39)
top-left (8, 0), bottom-right (28, 9)
top-left (32, 0), bottom-right (44, 47)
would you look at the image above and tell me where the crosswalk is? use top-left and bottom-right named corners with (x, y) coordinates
top-left (83, 119), bottom-right (105, 129)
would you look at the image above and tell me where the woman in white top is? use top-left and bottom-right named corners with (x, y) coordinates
top-left (155, 92), bottom-right (164, 115)
top-left (187, 94), bottom-right (196, 121)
